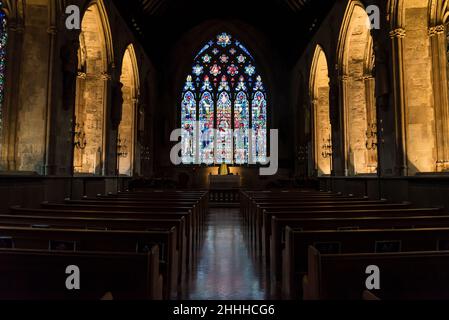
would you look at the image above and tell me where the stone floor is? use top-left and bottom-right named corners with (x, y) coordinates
top-left (184, 208), bottom-right (267, 300)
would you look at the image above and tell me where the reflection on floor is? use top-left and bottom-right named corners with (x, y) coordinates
top-left (185, 208), bottom-right (267, 300)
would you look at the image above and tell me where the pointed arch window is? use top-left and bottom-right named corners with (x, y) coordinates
top-left (0, 6), bottom-right (7, 134)
top-left (181, 32), bottom-right (268, 165)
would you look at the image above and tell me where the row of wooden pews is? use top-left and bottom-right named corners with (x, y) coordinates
top-left (241, 189), bottom-right (449, 300)
top-left (0, 190), bottom-right (208, 300)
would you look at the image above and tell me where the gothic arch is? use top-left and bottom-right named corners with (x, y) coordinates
top-left (310, 45), bottom-right (332, 176)
top-left (73, 1), bottom-right (113, 174)
top-left (337, 0), bottom-right (377, 176)
top-left (118, 44), bottom-right (140, 176)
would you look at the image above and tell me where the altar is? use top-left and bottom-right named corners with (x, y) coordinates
top-left (208, 164), bottom-right (241, 205)
top-left (208, 175), bottom-right (241, 190)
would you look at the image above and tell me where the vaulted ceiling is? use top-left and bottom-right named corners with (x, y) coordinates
top-left (112, 0), bottom-right (333, 68)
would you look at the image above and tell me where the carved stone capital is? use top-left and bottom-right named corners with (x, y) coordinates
top-left (77, 72), bottom-right (87, 79)
top-left (101, 72), bottom-right (112, 81)
top-left (428, 25), bottom-right (445, 37)
top-left (389, 28), bottom-right (406, 39)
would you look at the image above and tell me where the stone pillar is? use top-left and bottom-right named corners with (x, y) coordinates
top-left (364, 74), bottom-right (378, 171)
top-left (43, 22), bottom-right (58, 176)
top-left (389, 27), bottom-right (408, 176)
top-left (2, 18), bottom-right (24, 171)
top-left (331, 73), bottom-right (344, 176)
top-left (429, 25), bottom-right (449, 171)
top-left (339, 74), bottom-right (351, 176)
top-left (311, 98), bottom-right (319, 174)
top-left (102, 71), bottom-right (114, 176)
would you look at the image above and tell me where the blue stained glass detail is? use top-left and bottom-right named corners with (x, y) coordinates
top-left (193, 64), bottom-right (203, 76)
top-left (180, 32), bottom-right (268, 165)
top-left (217, 33), bottom-right (232, 47)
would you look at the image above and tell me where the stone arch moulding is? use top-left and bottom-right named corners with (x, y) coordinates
top-left (337, 0), bottom-right (378, 176)
top-left (81, 0), bottom-right (114, 71)
top-left (73, 0), bottom-right (113, 175)
top-left (118, 43), bottom-right (140, 176)
top-left (309, 44), bottom-right (332, 176)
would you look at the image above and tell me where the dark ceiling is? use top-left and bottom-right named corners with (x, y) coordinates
top-left (112, 0), bottom-right (334, 68)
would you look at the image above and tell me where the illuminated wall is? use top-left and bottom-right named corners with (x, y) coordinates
top-left (74, 4), bottom-right (108, 174)
top-left (118, 45), bottom-right (139, 176)
top-left (339, 2), bottom-right (377, 175)
top-left (402, 0), bottom-right (436, 174)
top-left (310, 45), bottom-right (332, 175)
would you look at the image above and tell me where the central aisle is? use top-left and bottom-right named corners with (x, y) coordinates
top-left (185, 208), bottom-right (267, 300)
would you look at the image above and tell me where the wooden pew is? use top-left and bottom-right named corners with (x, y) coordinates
top-left (283, 226), bottom-right (449, 299)
top-left (270, 212), bottom-right (449, 296)
top-left (264, 206), bottom-right (439, 277)
top-left (0, 226), bottom-right (178, 299)
top-left (303, 246), bottom-right (449, 300)
top-left (58, 201), bottom-right (204, 246)
top-left (245, 199), bottom-right (391, 253)
top-left (36, 203), bottom-right (198, 271)
top-left (257, 203), bottom-right (414, 260)
top-left (0, 246), bottom-right (162, 300)
top-left (0, 212), bottom-right (187, 288)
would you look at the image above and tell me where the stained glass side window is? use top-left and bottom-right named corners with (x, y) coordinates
top-left (216, 90), bottom-right (232, 164)
top-left (252, 90), bottom-right (267, 164)
top-left (234, 77), bottom-right (249, 164)
top-left (0, 7), bottom-right (7, 135)
top-left (181, 76), bottom-right (197, 164)
top-left (199, 76), bottom-right (214, 164)
top-left (180, 32), bottom-right (268, 165)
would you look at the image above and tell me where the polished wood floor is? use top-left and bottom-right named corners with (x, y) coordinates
top-left (183, 208), bottom-right (268, 300)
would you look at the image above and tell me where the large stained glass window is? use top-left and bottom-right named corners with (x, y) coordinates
top-left (180, 32), bottom-right (268, 165)
top-left (0, 6), bottom-right (7, 134)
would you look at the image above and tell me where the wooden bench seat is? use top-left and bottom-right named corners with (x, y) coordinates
top-left (270, 212), bottom-right (449, 296)
top-left (0, 212), bottom-right (188, 288)
top-left (254, 203), bottom-right (413, 257)
top-left (283, 226), bottom-right (449, 299)
top-left (0, 247), bottom-right (162, 300)
top-left (0, 226), bottom-right (178, 299)
top-left (303, 246), bottom-right (449, 300)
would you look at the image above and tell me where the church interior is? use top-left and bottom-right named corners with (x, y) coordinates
top-left (2, 0), bottom-right (449, 302)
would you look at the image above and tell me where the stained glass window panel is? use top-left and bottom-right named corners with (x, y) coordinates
top-left (181, 90), bottom-right (197, 164)
top-left (180, 32), bottom-right (268, 165)
top-left (234, 91), bottom-right (249, 164)
top-left (216, 91), bottom-right (232, 164)
top-left (199, 90), bottom-right (214, 164)
top-left (252, 91), bottom-right (267, 163)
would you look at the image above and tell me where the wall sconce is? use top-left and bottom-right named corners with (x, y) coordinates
top-left (117, 134), bottom-right (128, 158)
top-left (321, 136), bottom-right (333, 159)
top-left (366, 123), bottom-right (378, 151)
top-left (73, 122), bottom-right (87, 150)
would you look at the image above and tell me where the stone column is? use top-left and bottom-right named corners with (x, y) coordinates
top-left (338, 74), bottom-right (351, 176)
top-left (429, 25), bottom-right (449, 171)
top-left (43, 21), bottom-right (58, 176)
top-left (364, 74), bottom-right (378, 171)
top-left (102, 71), bottom-right (113, 176)
top-left (2, 18), bottom-right (24, 171)
top-left (389, 27), bottom-right (408, 176)
top-left (330, 73), bottom-right (344, 176)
